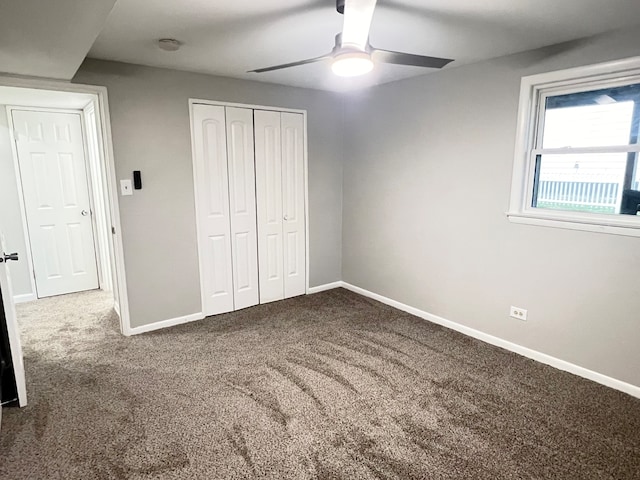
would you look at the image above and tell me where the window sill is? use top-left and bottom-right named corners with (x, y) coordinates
top-left (506, 211), bottom-right (640, 237)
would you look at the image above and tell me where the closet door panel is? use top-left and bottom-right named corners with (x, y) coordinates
top-left (192, 104), bottom-right (234, 315)
top-left (254, 110), bottom-right (284, 303)
top-left (281, 112), bottom-right (306, 298)
top-left (225, 107), bottom-right (259, 310)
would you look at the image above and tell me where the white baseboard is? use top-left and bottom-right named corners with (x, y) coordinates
top-left (339, 282), bottom-right (640, 399)
top-left (308, 281), bottom-right (343, 294)
top-left (13, 293), bottom-right (36, 304)
top-left (117, 281), bottom-right (640, 398)
top-left (126, 312), bottom-right (204, 336)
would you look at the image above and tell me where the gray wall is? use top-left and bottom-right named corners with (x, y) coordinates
top-left (342, 27), bottom-right (640, 387)
top-left (73, 60), bottom-right (344, 328)
top-left (0, 106), bottom-right (32, 296)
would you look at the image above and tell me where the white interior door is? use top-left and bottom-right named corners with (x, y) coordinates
top-left (191, 104), bottom-right (234, 316)
top-left (225, 107), bottom-right (259, 310)
top-left (0, 233), bottom-right (27, 407)
top-left (254, 110), bottom-right (285, 303)
top-left (281, 112), bottom-right (306, 298)
top-left (12, 109), bottom-right (99, 298)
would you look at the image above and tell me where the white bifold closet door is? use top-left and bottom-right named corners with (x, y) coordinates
top-left (254, 110), bottom-right (306, 303)
top-left (225, 107), bottom-right (260, 310)
top-left (192, 104), bottom-right (259, 316)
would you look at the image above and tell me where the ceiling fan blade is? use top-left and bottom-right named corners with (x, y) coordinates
top-left (341, 0), bottom-right (377, 51)
top-left (248, 54), bottom-right (331, 73)
top-left (372, 48), bottom-right (454, 69)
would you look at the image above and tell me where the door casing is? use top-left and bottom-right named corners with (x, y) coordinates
top-left (0, 76), bottom-right (131, 336)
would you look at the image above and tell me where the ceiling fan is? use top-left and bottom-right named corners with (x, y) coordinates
top-left (249, 0), bottom-right (454, 77)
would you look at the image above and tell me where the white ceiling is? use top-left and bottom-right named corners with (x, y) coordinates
top-left (0, 0), bottom-right (117, 80)
top-left (88, 0), bottom-right (640, 91)
top-left (9, 0), bottom-right (640, 91)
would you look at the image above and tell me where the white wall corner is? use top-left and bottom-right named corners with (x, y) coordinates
top-left (308, 281), bottom-right (344, 294)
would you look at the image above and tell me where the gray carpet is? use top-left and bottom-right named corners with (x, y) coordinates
top-left (1, 288), bottom-right (639, 479)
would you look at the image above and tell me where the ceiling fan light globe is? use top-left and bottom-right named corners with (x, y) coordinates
top-left (331, 52), bottom-right (373, 77)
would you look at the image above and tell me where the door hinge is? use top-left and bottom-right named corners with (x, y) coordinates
top-left (111, 226), bottom-right (116, 235)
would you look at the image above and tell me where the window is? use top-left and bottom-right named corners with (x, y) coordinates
top-left (508, 57), bottom-right (640, 236)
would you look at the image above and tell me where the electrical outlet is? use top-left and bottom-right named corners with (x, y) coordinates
top-left (510, 306), bottom-right (528, 321)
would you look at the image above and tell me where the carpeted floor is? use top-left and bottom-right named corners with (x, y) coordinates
top-left (1, 288), bottom-right (639, 479)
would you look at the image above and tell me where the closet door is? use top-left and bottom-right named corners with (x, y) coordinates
top-left (191, 104), bottom-right (234, 315)
top-left (254, 110), bottom-right (284, 303)
top-left (281, 112), bottom-right (306, 298)
top-left (225, 107), bottom-right (259, 310)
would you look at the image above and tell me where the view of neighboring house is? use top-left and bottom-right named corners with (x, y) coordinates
top-left (537, 95), bottom-right (640, 214)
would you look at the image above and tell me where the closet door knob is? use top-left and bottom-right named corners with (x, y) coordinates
top-left (283, 215), bottom-right (289, 221)
top-left (81, 209), bottom-right (89, 216)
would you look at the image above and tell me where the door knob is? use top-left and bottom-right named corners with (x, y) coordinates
top-left (81, 210), bottom-right (89, 216)
top-left (0, 252), bottom-right (18, 263)
top-left (284, 215), bottom-right (289, 221)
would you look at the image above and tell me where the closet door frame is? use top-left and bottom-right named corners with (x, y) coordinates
top-left (188, 99), bottom-right (309, 315)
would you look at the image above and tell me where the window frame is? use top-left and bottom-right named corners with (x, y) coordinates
top-left (508, 56), bottom-right (640, 237)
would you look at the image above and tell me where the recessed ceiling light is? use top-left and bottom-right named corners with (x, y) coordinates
top-left (158, 38), bottom-right (182, 52)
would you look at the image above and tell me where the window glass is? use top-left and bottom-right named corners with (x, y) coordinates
top-left (532, 82), bottom-right (640, 216)
top-left (533, 153), bottom-right (631, 214)
top-left (542, 83), bottom-right (640, 149)
top-left (542, 101), bottom-right (635, 149)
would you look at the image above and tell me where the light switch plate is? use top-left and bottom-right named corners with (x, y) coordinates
top-left (120, 179), bottom-right (133, 196)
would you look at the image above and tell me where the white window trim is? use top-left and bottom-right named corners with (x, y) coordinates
top-left (507, 56), bottom-right (640, 237)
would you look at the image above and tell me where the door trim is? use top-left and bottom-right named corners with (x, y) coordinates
top-left (83, 101), bottom-right (113, 294)
top-left (188, 98), bottom-right (310, 316)
top-left (0, 76), bottom-right (131, 336)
